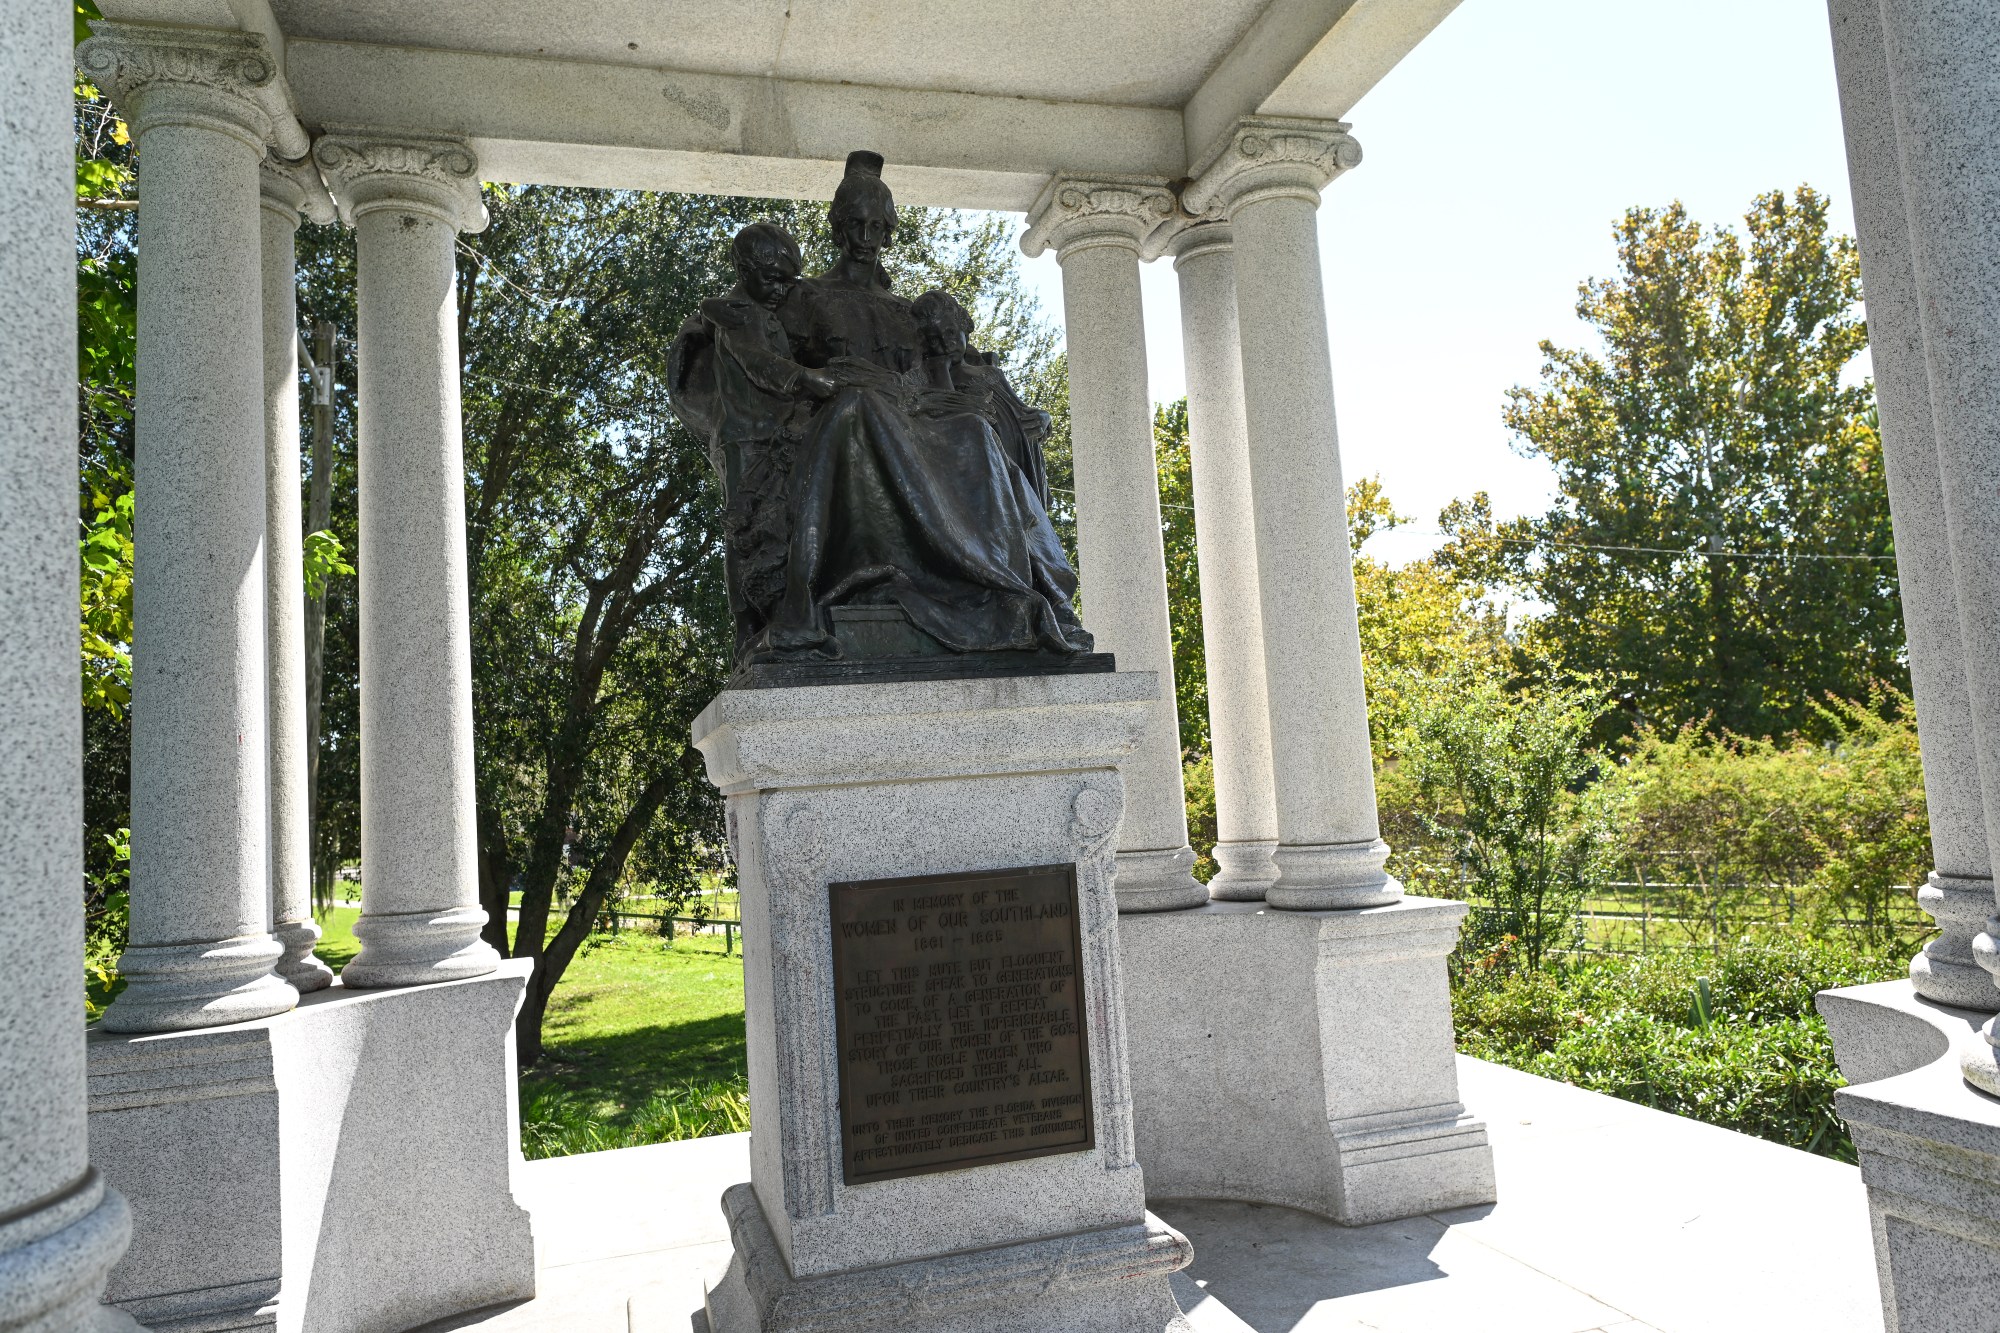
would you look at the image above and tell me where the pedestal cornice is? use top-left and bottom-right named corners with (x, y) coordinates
top-left (313, 133), bottom-right (489, 233)
top-left (1182, 116), bottom-right (1363, 218)
top-left (77, 22), bottom-right (306, 159)
top-left (1021, 176), bottom-right (1180, 261)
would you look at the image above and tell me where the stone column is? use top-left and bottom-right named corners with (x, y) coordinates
top-left (1829, 0), bottom-right (1995, 1011)
top-left (0, 7), bottom-right (137, 1327)
top-left (1183, 117), bottom-right (1397, 911)
top-left (259, 158), bottom-right (336, 994)
top-left (82, 24), bottom-right (302, 1034)
top-left (1874, 0), bottom-right (2000, 1091)
top-left (1022, 180), bottom-right (1206, 913)
top-left (1169, 222), bottom-right (1280, 900)
top-left (314, 135), bottom-right (500, 987)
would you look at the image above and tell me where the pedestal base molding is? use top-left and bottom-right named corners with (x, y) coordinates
top-left (1113, 846), bottom-right (1209, 913)
top-left (1119, 899), bottom-right (1493, 1224)
top-left (87, 963), bottom-right (537, 1333)
top-left (99, 934), bottom-right (298, 1035)
top-left (699, 1184), bottom-right (1192, 1333)
top-left (1911, 873), bottom-right (2000, 1012)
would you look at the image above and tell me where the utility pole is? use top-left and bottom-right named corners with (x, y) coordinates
top-left (303, 319), bottom-right (336, 907)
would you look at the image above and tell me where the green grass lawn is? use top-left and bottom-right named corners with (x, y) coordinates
top-left (315, 908), bottom-right (749, 1158)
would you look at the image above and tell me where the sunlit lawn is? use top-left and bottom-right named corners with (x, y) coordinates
top-left (314, 908), bottom-right (749, 1156)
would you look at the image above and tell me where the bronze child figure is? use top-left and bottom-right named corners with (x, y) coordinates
top-left (668, 222), bottom-right (837, 656)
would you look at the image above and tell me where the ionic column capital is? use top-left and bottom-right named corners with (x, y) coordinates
top-left (259, 153), bottom-right (336, 229)
top-left (1021, 175), bottom-right (1181, 261)
top-left (314, 132), bottom-right (488, 233)
top-left (76, 22), bottom-right (306, 158)
top-left (1182, 116), bottom-right (1363, 218)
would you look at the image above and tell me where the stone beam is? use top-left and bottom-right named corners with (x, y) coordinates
top-left (1184, 0), bottom-right (1462, 167)
top-left (282, 40), bottom-right (1187, 210)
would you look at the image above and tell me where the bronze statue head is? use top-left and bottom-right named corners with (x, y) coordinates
top-left (731, 221), bottom-right (804, 309)
top-left (829, 150), bottom-right (896, 270)
top-left (912, 289), bottom-right (974, 360)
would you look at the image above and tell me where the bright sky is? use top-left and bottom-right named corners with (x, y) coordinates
top-left (1017, 0), bottom-right (1859, 568)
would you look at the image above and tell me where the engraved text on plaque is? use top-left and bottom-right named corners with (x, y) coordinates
top-left (829, 863), bottom-right (1094, 1184)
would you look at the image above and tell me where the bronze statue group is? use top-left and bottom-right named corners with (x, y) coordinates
top-left (668, 151), bottom-right (1092, 672)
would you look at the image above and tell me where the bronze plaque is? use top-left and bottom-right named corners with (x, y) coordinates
top-left (829, 863), bottom-right (1095, 1184)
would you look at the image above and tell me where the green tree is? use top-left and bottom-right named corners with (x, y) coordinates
top-left (1445, 188), bottom-right (1896, 741)
top-left (1403, 672), bottom-right (1613, 970)
top-left (1152, 401), bottom-right (1207, 757)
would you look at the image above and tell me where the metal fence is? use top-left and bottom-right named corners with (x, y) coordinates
top-left (1460, 878), bottom-right (1930, 956)
top-left (594, 904), bottom-right (740, 954)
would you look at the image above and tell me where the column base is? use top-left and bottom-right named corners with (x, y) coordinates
top-left (1204, 839), bottom-right (1278, 901)
top-left (88, 961), bottom-right (537, 1332)
top-left (99, 933), bottom-right (298, 1034)
top-left (1819, 979), bottom-right (2000, 1333)
top-left (698, 1183), bottom-right (1192, 1333)
top-left (0, 1170), bottom-right (137, 1333)
top-left (1114, 846), bottom-right (1209, 913)
top-left (340, 904), bottom-right (500, 988)
top-left (1119, 899), bottom-right (1494, 1224)
top-left (272, 917), bottom-right (334, 994)
top-left (1265, 838), bottom-right (1403, 911)
top-left (1911, 873), bottom-right (1999, 1011)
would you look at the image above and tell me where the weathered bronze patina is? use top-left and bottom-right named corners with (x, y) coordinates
top-left (828, 864), bottom-right (1095, 1184)
top-left (667, 151), bottom-right (1102, 685)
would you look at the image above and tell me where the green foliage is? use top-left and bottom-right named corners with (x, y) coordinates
top-left (78, 464), bottom-right (133, 717)
top-left (1182, 755), bottom-right (1218, 884)
top-left (1455, 934), bottom-right (1903, 1160)
top-left (1401, 672), bottom-right (1614, 970)
top-left (1600, 686), bottom-right (1930, 950)
top-left (1443, 188), bottom-right (1898, 742)
top-left (1153, 402), bottom-right (1207, 756)
top-left (300, 529), bottom-right (355, 600)
top-left (521, 1077), bottom-right (750, 1160)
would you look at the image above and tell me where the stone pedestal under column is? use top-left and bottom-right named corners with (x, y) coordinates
top-left (1820, 981), bottom-right (2000, 1333)
top-left (691, 674), bottom-right (1192, 1332)
top-left (88, 963), bottom-right (538, 1333)
top-left (1119, 900), bottom-right (1494, 1224)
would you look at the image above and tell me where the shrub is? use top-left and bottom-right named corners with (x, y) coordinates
top-left (1402, 671), bottom-right (1614, 970)
top-left (1454, 933), bottom-right (1902, 1161)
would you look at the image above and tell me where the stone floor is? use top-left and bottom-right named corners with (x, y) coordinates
top-left (420, 1057), bottom-right (1884, 1333)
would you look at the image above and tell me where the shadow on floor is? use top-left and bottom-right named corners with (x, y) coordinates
top-left (1155, 1199), bottom-right (1489, 1333)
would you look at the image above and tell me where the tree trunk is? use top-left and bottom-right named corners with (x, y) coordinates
top-left (514, 770), bottom-right (675, 1067)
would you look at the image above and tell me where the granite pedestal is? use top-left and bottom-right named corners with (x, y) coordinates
top-left (1120, 899), bottom-right (1494, 1224)
top-left (689, 673), bottom-right (1193, 1332)
top-left (87, 962), bottom-right (538, 1332)
top-left (1821, 980), bottom-right (2000, 1333)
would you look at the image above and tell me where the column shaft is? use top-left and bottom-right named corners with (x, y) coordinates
top-left (1874, 0), bottom-right (2000, 1086)
top-left (1199, 121), bottom-right (1396, 911)
top-left (1055, 235), bottom-right (1206, 912)
top-left (89, 29), bottom-right (298, 1033)
top-left (316, 137), bottom-right (498, 986)
top-left (260, 167), bottom-right (333, 993)
top-left (1173, 226), bottom-right (1279, 900)
top-left (1829, 0), bottom-right (1994, 1009)
top-left (0, 8), bottom-right (135, 1326)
